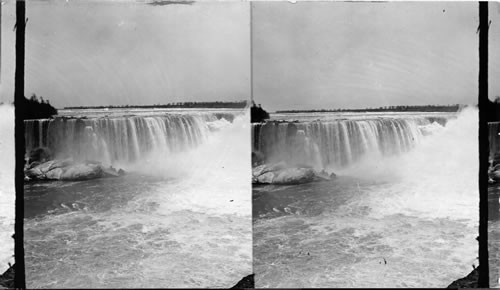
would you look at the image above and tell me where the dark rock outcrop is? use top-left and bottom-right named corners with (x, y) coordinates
top-left (231, 274), bottom-right (254, 289)
top-left (27, 147), bottom-right (52, 164)
top-left (0, 263), bottom-right (14, 289)
top-left (490, 169), bottom-right (500, 183)
top-left (447, 266), bottom-right (479, 288)
top-left (252, 151), bottom-right (265, 167)
top-left (488, 155), bottom-right (500, 184)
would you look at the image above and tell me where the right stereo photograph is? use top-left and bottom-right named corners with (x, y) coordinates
top-left (488, 1), bottom-right (500, 288)
top-left (250, 1), bottom-right (488, 288)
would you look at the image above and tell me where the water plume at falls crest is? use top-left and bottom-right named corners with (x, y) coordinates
top-left (364, 107), bottom-right (478, 222)
top-left (147, 112), bottom-right (252, 216)
top-left (320, 107), bottom-right (477, 223)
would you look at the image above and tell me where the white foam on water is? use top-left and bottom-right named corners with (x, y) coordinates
top-left (339, 107), bottom-right (478, 224)
top-left (130, 111), bottom-right (251, 217)
top-left (0, 104), bottom-right (15, 273)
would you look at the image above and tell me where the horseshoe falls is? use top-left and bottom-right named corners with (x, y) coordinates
top-left (252, 114), bottom-right (449, 172)
top-left (253, 108), bottom-right (478, 288)
top-left (24, 108), bottom-right (252, 288)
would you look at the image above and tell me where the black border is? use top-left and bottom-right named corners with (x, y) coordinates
top-left (478, 1), bottom-right (490, 288)
top-left (14, 0), bottom-right (26, 288)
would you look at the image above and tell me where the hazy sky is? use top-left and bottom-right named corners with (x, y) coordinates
top-left (1, 1), bottom-right (500, 110)
top-left (490, 2), bottom-right (500, 102)
top-left (1, 0), bottom-right (250, 108)
top-left (253, 1), bottom-right (499, 111)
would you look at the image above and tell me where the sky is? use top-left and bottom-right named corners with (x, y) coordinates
top-left (253, 1), bottom-right (500, 111)
top-left (1, 0), bottom-right (250, 108)
top-left (490, 2), bottom-right (500, 102)
top-left (1, 1), bottom-right (499, 110)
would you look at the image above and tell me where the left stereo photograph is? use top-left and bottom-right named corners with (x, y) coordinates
top-left (0, 1), bottom-right (16, 289)
top-left (0, 8), bottom-right (15, 287)
top-left (1, 0), bottom-right (252, 288)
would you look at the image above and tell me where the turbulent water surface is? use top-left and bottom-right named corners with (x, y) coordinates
top-left (489, 181), bottom-right (500, 287)
top-left (489, 209), bottom-right (500, 287)
top-left (487, 121), bottom-right (500, 287)
top-left (0, 105), bottom-right (15, 274)
top-left (24, 108), bottom-right (252, 288)
top-left (253, 108), bottom-right (478, 288)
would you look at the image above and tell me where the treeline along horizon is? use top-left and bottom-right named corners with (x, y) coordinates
top-left (276, 104), bottom-right (464, 113)
top-left (64, 101), bottom-right (249, 110)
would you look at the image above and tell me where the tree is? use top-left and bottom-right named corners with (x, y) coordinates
top-left (23, 94), bottom-right (57, 120)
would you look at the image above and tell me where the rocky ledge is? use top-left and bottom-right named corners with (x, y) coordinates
top-left (252, 162), bottom-right (335, 185)
top-left (24, 147), bottom-right (125, 182)
top-left (25, 158), bottom-right (125, 182)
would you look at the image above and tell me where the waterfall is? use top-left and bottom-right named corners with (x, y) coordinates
top-left (489, 122), bottom-right (500, 160)
top-left (252, 116), bottom-right (448, 170)
top-left (25, 114), bottom-right (221, 165)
